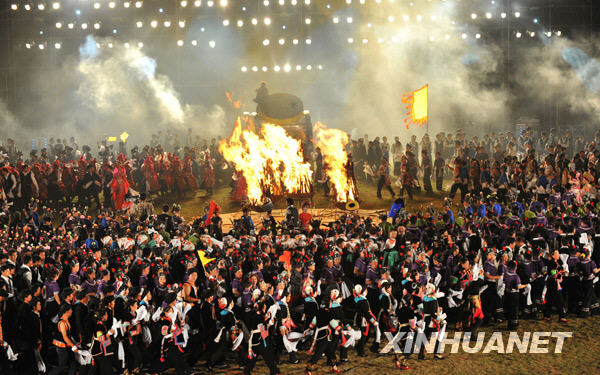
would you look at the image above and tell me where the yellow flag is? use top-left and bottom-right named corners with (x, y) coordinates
top-left (107, 136), bottom-right (117, 142)
top-left (197, 250), bottom-right (215, 267)
top-left (120, 131), bottom-right (129, 143)
top-left (402, 84), bottom-right (429, 129)
top-left (412, 85), bottom-right (428, 121)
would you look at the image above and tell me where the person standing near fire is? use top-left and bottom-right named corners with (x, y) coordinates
top-left (377, 158), bottom-right (395, 199)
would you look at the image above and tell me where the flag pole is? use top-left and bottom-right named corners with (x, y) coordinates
top-left (426, 84), bottom-right (430, 136)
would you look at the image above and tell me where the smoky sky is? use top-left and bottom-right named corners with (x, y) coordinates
top-left (1, 0), bottom-right (600, 148)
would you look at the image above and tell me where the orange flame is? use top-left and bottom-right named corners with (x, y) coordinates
top-left (219, 118), bottom-right (313, 205)
top-left (313, 122), bottom-right (358, 202)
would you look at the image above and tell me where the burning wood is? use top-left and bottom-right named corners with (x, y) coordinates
top-left (219, 118), bottom-right (313, 205)
top-left (313, 122), bottom-right (359, 203)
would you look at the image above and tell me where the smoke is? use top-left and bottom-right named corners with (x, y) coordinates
top-left (321, 1), bottom-right (509, 139)
top-left (0, 99), bottom-right (22, 139)
top-left (4, 3), bottom-right (600, 149)
top-left (511, 38), bottom-right (600, 128)
top-left (13, 35), bottom-right (227, 147)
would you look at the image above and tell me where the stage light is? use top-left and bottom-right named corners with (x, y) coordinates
top-left (93, 3), bottom-right (100, 9)
top-left (237, 20), bottom-right (243, 27)
top-left (292, 0), bottom-right (297, 4)
top-left (189, 40), bottom-right (196, 46)
top-left (38, 44), bottom-right (45, 50)
top-left (475, 33), bottom-right (481, 39)
top-left (284, 64), bottom-right (291, 72)
top-left (296, 65), bottom-right (301, 71)
top-left (391, 36), bottom-right (398, 43)
top-left (279, 0), bottom-right (284, 4)
top-left (377, 37), bottom-right (383, 43)
top-left (305, 38), bottom-right (311, 44)
top-left (445, 34), bottom-right (450, 40)
top-left (181, 0), bottom-right (188, 6)
top-left (94, 23), bottom-right (100, 29)
top-left (530, 31), bottom-right (535, 37)
top-left (274, 65), bottom-right (281, 72)
top-left (292, 38), bottom-right (298, 45)
top-left (194, 0), bottom-right (201, 6)
top-left (209, 40), bottom-right (216, 48)
top-left (241, 66), bottom-right (248, 72)
top-left (159, 8), bottom-right (163, 13)
top-left (305, 18), bottom-right (311, 24)
top-left (135, 1), bottom-right (142, 8)
top-left (360, 0), bottom-right (365, 3)
top-left (486, 12), bottom-right (492, 19)
top-left (108, 43), bottom-right (113, 48)
top-left (556, 30), bottom-right (561, 36)
top-left (123, 1), bottom-right (130, 7)
top-left (177, 40), bottom-right (184, 46)
top-left (461, 33), bottom-right (467, 39)
top-left (333, 17), bottom-right (339, 24)
top-left (347, 17), bottom-right (353, 23)
top-left (201, 27), bottom-right (205, 31)
top-left (38, 4), bottom-right (45, 10)
top-left (40, 30), bottom-right (43, 35)
top-left (112, 28), bottom-right (117, 33)
top-left (388, 16), bottom-right (394, 22)
top-left (362, 38), bottom-right (368, 44)
top-left (138, 42), bottom-right (143, 47)
top-left (318, 65), bottom-right (322, 70)
top-left (81, 23), bottom-right (88, 29)
top-left (306, 64), bottom-right (312, 70)
top-left (264, 17), bottom-right (271, 25)
top-left (179, 21), bottom-right (186, 28)
top-left (471, 13), bottom-right (477, 19)
top-left (26, 43), bottom-right (31, 49)
top-left (251, 18), bottom-right (258, 25)
top-left (207, 0), bottom-right (213, 6)
top-left (515, 32), bottom-right (521, 38)
top-left (151, 20), bottom-right (157, 28)
top-left (220, 0), bottom-right (227, 6)
top-left (533, 18), bottom-right (538, 24)
top-left (252, 66), bottom-right (258, 72)
top-left (416, 15), bottom-right (422, 21)
top-left (429, 36), bottom-right (435, 41)
top-left (514, 11), bottom-right (520, 18)
top-left (501, 12), bottom-right (506, 19)
top-left (136, 21), bottom-right (143, 28)
top-left (347, 37), bottom-right (354, 43)
top-left (262, 66), bottom-right (268, 72)
top-left (52, 2), bottom-right (60, 10)
top-left (11, 4), bottom-right (17, 10)
top-left (304, 0), bottom-right (310, 4)
top-left (125, 42), bottom-right (130, 48)
top-left (403, 15), bottom-right (409, 22)
top-left (279, 38), bottom-right (285, 45)
top-left (56, 22), bottom-right (62, 28)
top-left (346, 0), bottom-right (351, 3)
top-left (109, 2), bottom-right (115, 8)
top-left (263, 0), bottom-right (269, 5)
top-left (545, 31), bottom-right (552, 37)
top-left (164, 21), bottom-right (171, 27)
top-left (263, 39), bottom-right (270, 46)
top-left (68, 23), bottom-right (74, 29)
top-left (24, 4), bottom-right (31, 10)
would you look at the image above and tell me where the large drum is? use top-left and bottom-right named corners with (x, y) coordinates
top-left (257, 93), bottom-right (304, 124)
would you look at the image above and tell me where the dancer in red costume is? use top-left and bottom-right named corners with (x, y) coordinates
top-left (232, 170), bottom-right (248, 202)
top-left (111, 154), bottom-right (132, 211)
top-left (203, 151), bottom-right (215, 195)
top-left (142, 155), bottom-right (159, 194)
top-left (183, 155), bottom-right (198, 191)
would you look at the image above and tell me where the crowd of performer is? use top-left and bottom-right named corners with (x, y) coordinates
top-left (0, 127), bottom-right (599, 374)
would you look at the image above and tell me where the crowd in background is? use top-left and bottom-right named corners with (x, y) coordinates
top-left (0, 126), bottom-right (599, 374)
